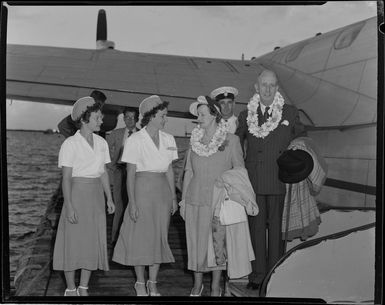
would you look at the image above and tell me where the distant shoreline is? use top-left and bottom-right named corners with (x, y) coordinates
top-left (7, 129), bottom-right (56, 133)
top-left (7, 129), bottom-right (190, 138)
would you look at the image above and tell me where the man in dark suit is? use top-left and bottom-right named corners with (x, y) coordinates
top-left (106, 107), bottom-right (139, 243)
top-left (58, 90), bottom-right (107, 138)
top-left (235, 69), bottom-right (306, 290)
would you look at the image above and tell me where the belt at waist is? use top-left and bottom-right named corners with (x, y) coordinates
top-left (71, 177), bottom-right (101, 184)
top-left (136, 171), bottom-right (166, 177)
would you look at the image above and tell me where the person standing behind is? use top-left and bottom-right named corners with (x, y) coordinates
top-left (112, 95), bottom-right (178, 296)
top-left (58, 90), bottom-right (107, 138)
top-left (106, 107), bottom-right (139, 244)
top-left (210, 86), bottom-right (239, 134)
top-left (235, 69), bottom-right (305, 290)
top-left (53, 96), bottom-right (115, 296)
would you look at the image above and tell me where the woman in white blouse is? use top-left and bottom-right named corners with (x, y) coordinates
top-left (53, 96), bottom-right (115, 296)
top-left (112, 95), bottom-right (178, 296)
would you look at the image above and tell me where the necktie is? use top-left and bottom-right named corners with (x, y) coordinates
top-left (263, 106), bottom-right (270, 122)
top-left (122, 129), bottom-right (133, 145)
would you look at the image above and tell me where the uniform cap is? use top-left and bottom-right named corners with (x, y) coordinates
top-left (210, 86), bottom-right (238, 102)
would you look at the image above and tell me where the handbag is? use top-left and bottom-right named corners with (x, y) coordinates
top-left (219, 187), bottom-right (247, 225)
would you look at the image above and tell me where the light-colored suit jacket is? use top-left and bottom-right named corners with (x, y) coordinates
top-left (107, 128), bottom-right (125, 169)
top-left (106, 127), bottom-right (137, 171)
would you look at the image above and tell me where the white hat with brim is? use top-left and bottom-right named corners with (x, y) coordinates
top-left (210, 86), bottom-right (238, 101)
top-left (71, 96), bottom-right (96, 121)
top-left (189, 96), bottom-right (220, 117)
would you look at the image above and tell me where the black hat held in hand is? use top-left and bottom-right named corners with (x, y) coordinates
top-left (277, 149), bottom-right (314, 184)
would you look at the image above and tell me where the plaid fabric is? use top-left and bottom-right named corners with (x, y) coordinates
top-left (212, 216), bottom-right (227, 265)
top-left (282, 137), bottom-right (328, 241)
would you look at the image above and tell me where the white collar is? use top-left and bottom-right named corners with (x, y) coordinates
top-left (125, 127), bottom-right (136, 133)
top-left (259, 102), bottom-right (273, 114)
top-left (75, 129), bottom-right (94, 140)
top-left (223, 114), bottom-right (237, 122)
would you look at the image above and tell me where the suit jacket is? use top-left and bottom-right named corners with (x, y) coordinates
top-left (57, 115), bottom-right (78, 138)
top-left (106, 128), bottom-right (129, 170)
top-left (235, 103), bottom-right (305, 195)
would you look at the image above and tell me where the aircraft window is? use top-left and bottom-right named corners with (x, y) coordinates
top-left (334, 21), bottom-right (365, 50)
top-left (285, 43), bottom-right (307, 63)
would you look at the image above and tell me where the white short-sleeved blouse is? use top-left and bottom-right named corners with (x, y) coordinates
top-left (121, 128), bottom-right (178, 172)
top-left (58, 130), bottom-right (111, 178)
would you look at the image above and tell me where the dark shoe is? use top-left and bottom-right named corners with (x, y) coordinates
top-left (246, 282), bottom-right (260, 290)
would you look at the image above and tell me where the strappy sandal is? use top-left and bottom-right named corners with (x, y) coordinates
top-left (146, 280), bottom-right (161, 296)
top-left (134, 281), bottom-right (149, 296)
top-left (76, 285), bottom-right (88, 296)
top-left (211, 287), bottom-right (222, 297)
top-left (64, 287), bottom-right (78, 296)
top-left (190, 284), bottom-right (204, 296)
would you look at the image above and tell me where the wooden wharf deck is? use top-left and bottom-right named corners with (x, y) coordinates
top-left (45, 212), bottom-right (213, 297)
top-left (13, 188), bottom-right (259, 299)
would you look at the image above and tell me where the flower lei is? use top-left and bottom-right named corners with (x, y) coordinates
top-left (190, 122), bottom-right (228, 157)
top-left (220, 118), bottom-right (234, 133)
top-left (246, 91), bottom-right (285, 138)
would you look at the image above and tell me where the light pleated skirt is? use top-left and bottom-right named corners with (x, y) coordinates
top-left (112, 172), bottom-right (175, 266)
top-left (53, 177), bottom-right (108, 271)
top-left (185, 203), bottom-right (226, 272)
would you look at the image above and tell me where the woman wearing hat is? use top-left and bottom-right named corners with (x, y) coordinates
top-left (53, 97), bottom-right (115, 296)
top-left (181, 96), bottom-right (244, 296)
top-left (112, 95), bottom-right (178, 296)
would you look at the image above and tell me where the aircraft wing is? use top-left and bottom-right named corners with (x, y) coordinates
top-left (6, 16), bottom-right (377, 131)
top-left (6, 44), bottom-right (262, 119)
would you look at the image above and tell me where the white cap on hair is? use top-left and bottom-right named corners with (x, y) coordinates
top-left (139, 95), bottom-right (163, 116)
top-left (71, 97), bottom-right (96, 121)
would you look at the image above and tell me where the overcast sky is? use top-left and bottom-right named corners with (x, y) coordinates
top-left (5, 2), bottom-right (378, 134)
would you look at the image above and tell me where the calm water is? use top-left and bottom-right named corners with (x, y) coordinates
top-left (7, 131), bottom-right (64, 286)
top-left (6, 130), bottom-right (189, 290)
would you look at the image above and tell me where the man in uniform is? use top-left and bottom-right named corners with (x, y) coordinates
top-left (210, 86), bottom-right (239, 134)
